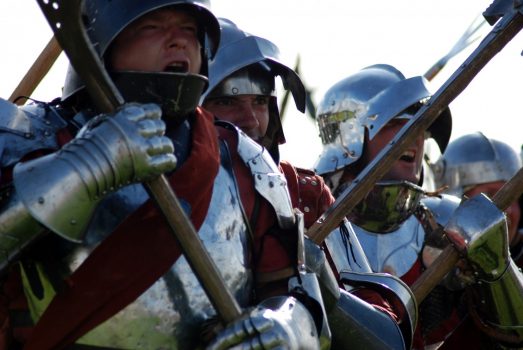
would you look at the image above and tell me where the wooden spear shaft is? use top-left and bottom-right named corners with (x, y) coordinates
top-left (9, 36), bottom-right (62, 105)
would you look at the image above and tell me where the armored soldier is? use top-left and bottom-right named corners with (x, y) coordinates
top-left (314, 64), bottom-right (523, 349)
top-left (435, 132), bottom-right (522, 259)
top-left (428, 132), bottom-right (523, 348)
top-left (0, 1), bottom-right (332, 349)
top-left (202, 19), bottom-right (417, 349)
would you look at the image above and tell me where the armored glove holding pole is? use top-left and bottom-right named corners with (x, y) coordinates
top-left (0, 103), bottom-right (176, 265)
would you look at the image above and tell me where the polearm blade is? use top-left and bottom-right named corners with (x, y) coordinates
top-left (35, 0), bottom-right (242, 323)
top-left (412, 165), bottom-right (523, 303)
top-left (309, 0), bottom-right (523, 245)
top-left (424, 14), bottom-right (489, 81)
top-left (9, 36), bottom-right (62, 105)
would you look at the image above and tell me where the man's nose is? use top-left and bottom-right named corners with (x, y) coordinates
top-left (167, 26), bottom-right (187, 49)
top-left (240, 104), bottom-right (260, 128)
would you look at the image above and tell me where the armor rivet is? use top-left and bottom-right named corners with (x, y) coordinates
top-left (300, 179), bottom-right (307, 184)
top-left (44, 119), bottom-right (51, 125)
top-left (38, 197), bottom-right (45, 204)
top-left (252, 159), bottom-right (257, 164)
top-left (24, 133), bottom-right (31, 138)
top-left (304, 206), bottom-right (310, 213)
top-left (257, 174), bottom-right (262, 180)
top-left (349, 151), bottom-right (356, 157)
top-left (44, 131), bottom-right (50, 137)
top-left (311, 181), bottom-right (318, 186)
top-left (70, 219), bottom-right (77, 225)
top-left (232, 87), bottom-right (239, 94)
top-left (269, 181), bottom-right (274, 188)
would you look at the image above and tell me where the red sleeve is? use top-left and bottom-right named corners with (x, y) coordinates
top-left (279, 161), bottom-right (335, 229)
top-left (352, 288), bottom-right (401, 322)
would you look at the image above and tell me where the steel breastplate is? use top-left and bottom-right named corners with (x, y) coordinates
top-left (352, 215), bottom-right (425, 277)
top-left (24, 146), bottom-right (253, 349)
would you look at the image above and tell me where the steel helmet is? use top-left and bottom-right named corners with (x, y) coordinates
top-left (434, 132), bottom-right (521, 197)
top-left (313, 64), bottom-right (452, 176)
top-left (62, 0), bottom-right (220, 101)
top-left (202, 18), bottom-right (305, 151)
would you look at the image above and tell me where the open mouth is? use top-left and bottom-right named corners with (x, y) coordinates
top-left (164, 62), bottom-right (189, 73)
top-left (399, 150), bottom-right (416, 162)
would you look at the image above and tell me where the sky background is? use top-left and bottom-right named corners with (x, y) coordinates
top-left (0, 0), bottom-right (522, 169)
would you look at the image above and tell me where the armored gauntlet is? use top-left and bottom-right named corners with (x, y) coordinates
top-left (0, 103), bottom-right (176, 267)
top-left (444, 193), bottom-right (523, 345)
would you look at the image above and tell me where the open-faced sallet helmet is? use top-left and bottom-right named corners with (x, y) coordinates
top-left (313, 64), bottom-right (452, 176)
top-left (202, 18), bottom-right (305, 152)
top-left (435, 132), bottom-right (521, 197)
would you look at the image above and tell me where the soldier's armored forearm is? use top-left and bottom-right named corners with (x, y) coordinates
top-left (0, 191), bottom-right (46, 272)
top-left (466, 260), bottom-right (523, 346)
top-left (0, 103), bottom-right (175, 272)
top-left (13, 103), bottom-right (174, 241)
top-left (445, 193), bottom-right (523, 345)
top-left (304, 238), bottom-right (412, 350)
top-left (329, 288), bottom-right (406, 350)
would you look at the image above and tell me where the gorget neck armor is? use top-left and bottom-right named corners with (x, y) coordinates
top-left (111, 71), bottom-right (208, 127)
top-left (346, 181), bottom-right (425, 233)
top-left (349, 193), bottom-right (461, 278)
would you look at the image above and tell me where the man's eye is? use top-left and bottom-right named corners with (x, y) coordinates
top-left (214, 99), bottom-right (233, 106)
top-left (139, 24), bottom-right (159, 31)
top-left (182, 25), bottom-right (198, 34)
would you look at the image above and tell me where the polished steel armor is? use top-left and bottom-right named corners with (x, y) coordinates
top-left (203, 18), bottom-right (305, 113)
top-left (235, 125), bottom-right (295, 229)
top-left (346, 181), bottom-right (425, 233)
top-left (443, 193), bottom-right (523, 342)
top-left (0, 98), bottom-right (67, 168)
top-left (340, 271), bottom-right (417, 350)
top-left (434, 132), bottom-right (522, 197)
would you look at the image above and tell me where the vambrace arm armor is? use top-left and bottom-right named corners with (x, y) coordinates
top-left (304, 236), bottom-right (412, 350)
top-left (0, 103), bottom-right (176, 271)
top-left (0, 190), bottom-right (46, 272)
top-left (444, 193), bottom-right (523, 346)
